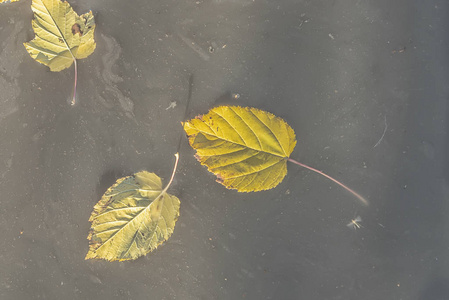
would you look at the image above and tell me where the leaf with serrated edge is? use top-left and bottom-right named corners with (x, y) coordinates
top-left (24, 0), bottom-right (96, 71)
top-left (183, 106), bottom-right (296, 192)
top-left (24, 0), bottom-right (96, 104)
top-left (86, 171), bottom-right (180, 261)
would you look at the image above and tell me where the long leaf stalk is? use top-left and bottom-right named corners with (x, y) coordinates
top-left (71, 58), bottom-right (78, 105)
top-left (162, 153), bottom-right (180, 193)
top-left (287, 158), bottom-right (369, 206)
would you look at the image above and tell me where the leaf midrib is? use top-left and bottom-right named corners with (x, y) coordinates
top-left (192, 127), bottom-right (288, 159)
top-left (215, 107), bottom-right (287, 157)
top-left (92, 190), bottom-right (166, 257)
top-left (35, 0), bottom-right (75, 60)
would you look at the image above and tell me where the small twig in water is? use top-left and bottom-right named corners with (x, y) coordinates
top-left (176, 74), bottom-right (194, 154)
top-left (166, 101), bottom-right (177, 110)
top-left (373, 115), bottom-right (387, 148)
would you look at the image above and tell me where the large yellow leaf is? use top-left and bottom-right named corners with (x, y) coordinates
top-left (24, 0), bottom-right (96, 72)
top-left (184, 106), bottom-right (368, 205)
top-left (183, 106), bottom-right (296, 192)
top-left (86, 170), bottom-right (180, 261)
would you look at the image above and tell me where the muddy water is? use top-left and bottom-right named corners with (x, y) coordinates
top-left (1, 0), bottom-right (448, 299)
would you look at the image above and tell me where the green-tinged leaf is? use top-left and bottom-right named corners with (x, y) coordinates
top-left (183, 106), bottom-right (296, 192)
top-left (86, 171), bottom-right (180, 261)
top-left (24, 0), bottom-right (96, 72)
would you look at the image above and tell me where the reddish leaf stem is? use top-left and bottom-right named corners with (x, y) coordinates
top-left (163, 153), bottom-right (180, 193)
top-left (71, 58), bottom-right (78, 106)
top-left (287, 158), bottom-right (369, 206)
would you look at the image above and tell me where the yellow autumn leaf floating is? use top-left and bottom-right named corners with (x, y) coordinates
top-left (184, 106), bottom-right (368, 205)
top-left (0, 0), bottom-right (20, 3)
top-left (24, 0), bottom-right (96, 105)
top-left (86, 155), bottom-right (180, 261)
top-left (184, 106), bottom-right (296, 192)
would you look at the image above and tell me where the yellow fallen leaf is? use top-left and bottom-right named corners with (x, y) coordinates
top-left (86, 155), bottom-right (181, 261)
top-left (184, 106), bottom-right (296, 192)
top-left (184, 106), bottom-right (368, 205)
top-left (24, 0), bottom-right (96, 104)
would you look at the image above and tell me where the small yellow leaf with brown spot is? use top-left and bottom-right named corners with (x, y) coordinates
top-left (24, 0), bottom-right (96, 72)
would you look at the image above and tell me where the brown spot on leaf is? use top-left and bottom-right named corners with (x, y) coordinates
top-left (72, 23), bottom-right (83, 36)
top-left (216, 174), bottom-right (224, 184)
